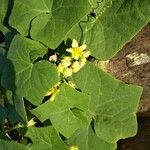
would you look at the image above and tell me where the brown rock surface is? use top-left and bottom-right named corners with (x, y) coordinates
top-left (106, 24), bottom-right (150, 150)
top-left (106, 24), bottom-right (150, 117)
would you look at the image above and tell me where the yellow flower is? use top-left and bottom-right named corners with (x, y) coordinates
top-left (79, 57), bottom-right (87, 68)
top-left (63, 67), bottom-right (73, 77)
top-left (45, 82), bottom-right (61, 101)
top-left (57, 61), bottom-right (72, 77)
top-left (70, 146), bottom-right (78, 150)
top-left (57, 39), bottom-right (91, 77)
top-left (57, 63), bottom-right (65, 73)
top-left (72, 39), bottom-right (79, 48)
top-left (50, 89), bottom-right (60, 101)
top-left (71, 61), bottom-right (81, 73)
top-left (45, 87), bottom-right (60, 101)
top-left (83, 50), bottom-right (91, 58)
top-left (66, 39), bottom-right (86, 60)
top-left (27, 118), bottom-right (36, 127)
top-left (61, 56), bottom-right (71, 67)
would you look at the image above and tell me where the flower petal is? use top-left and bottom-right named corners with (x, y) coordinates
top-left (79, 57), bottom-right (87, 67)
top-left (57, 63), bottom-right (65, 73)
top-left (80, 44), bottom-right (86, 50)
top-left (50, 88), bottom-right (60, 101)
top-left (83, 50), bottom-right (91, 58)
top-left (63, 68), bottom-right (73, 77)
top-left (61, 56), bottom-right (71, 67)
top-left (66, 48), bottom-right (73, 53)
top-left (72, 39), bottom-right (78, 48)
top-left (70, 146), bottom-right (78, 150)
top-left (72, 61), bottom-right (81, 72)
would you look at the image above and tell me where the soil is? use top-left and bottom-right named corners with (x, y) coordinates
top-left (106, 24), bottom-right (150, 150)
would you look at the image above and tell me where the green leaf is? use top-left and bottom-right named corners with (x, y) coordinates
top-left (88, 0), bottom-right (97, 7)
top-left (4, 35), bottom-right (59, 105)
top-left (4, 91), bottom-right (27, 124)
top-left (10, 0), bottom-right (91, 48)
top-left (26, 126), bottom-right (68, 150)
top-left (0, 106), bottom-right (7, 130)
top-left (0, 0), bottom-right (8, 33)
top-left (0, 131), bottom-right (10, 140)
top-left (10, 0), bottom-right (53, 36)
top-left (72, 62), bottom-right (142, 143)
top-left (6, 104), bottom-right (23, 124)
top-left (1, 59), bottom-right (16, 92)
top-left (0, 46), bottom-right (5, 53)
top-left (68, 126), bottom-right (117, 150)
top-left (32, 83), bottom-right (90, 138)
top-left (0, 47), bottom-right (6, 78)
top-left (0, 139), bottom-right (28, 150)
top-left (88, 0), bottom-right (112, 9)
top-left (13, 94), bottom-right (28, 124)
top-left (67, 0), bottom-right (150, 60)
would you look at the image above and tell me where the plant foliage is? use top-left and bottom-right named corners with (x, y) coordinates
top-left (0, 0), bottom-right (149, 149)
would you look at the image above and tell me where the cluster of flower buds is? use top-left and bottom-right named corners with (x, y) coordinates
top-left (57, 39), bottom-right (91, 77)
top-left (46, 39), bottom-right (91, 101)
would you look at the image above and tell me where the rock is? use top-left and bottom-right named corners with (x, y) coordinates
top-left (106, 24), bottom-right (150, 117)
top-left (106, 23), bottom-right (150, 150)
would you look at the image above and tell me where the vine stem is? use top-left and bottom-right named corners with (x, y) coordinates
top-left (79, 0), bottom-right (113, 45)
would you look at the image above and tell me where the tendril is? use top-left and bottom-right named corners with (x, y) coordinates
top-left (79, 0), bottom-right (113, 44)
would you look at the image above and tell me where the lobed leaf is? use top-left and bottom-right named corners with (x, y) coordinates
top-left (10, 0), bottom-right (91, 48)
top-left (12, 94), bottom-right (28, 124)
top-left (0, 0), bottom-right (9, 33)
top-left (68, 126), bottom-right (117, 150)
top-left (67, 0), bottom-right (150, 60)
top-left (32, 83), bottom-right (91, 138)
top-left (72, 62), bottom-right (142, 143)
top-left (3, 35), bottom-right (59, 105)
top-left (26, 126), bottom-right (68, 150)
top-left (0, 139), bottom-right (28, 150)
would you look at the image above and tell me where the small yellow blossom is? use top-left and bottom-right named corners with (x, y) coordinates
top-left (63, 67), bottom-right (72, 77)
top-left (45, 85), bottom-right (60, 101)
top-left (67, 48), bottom-right (83, 60)
top-left (57, 63), bottom-right (73, 77)
top-left (70, 145), bottom-right (78, 150)
top-left (57, 63), bottom-right (65, 73)
top-left (50, 88), bottom-right (60, 101)
top-left (71, 61), bottom-right (81, 72)
top-left (72, 39), bottom-right (79, 48)
top-left (57, 39), bottom-right (90, 77)
top-left (66, 39), bottom-right (87, 60)
top-left (79, 57), bottom-right (87, 68)
top-left (61, 56), bottom-right (71, 67)
top-left (83, 50), bottom-right (91, 58)
top-left (27, 118), bottom-right (36, 127)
